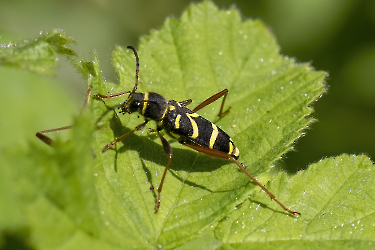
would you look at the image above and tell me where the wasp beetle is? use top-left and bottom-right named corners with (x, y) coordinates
top-left (37, 46), bottom-right (300, 216)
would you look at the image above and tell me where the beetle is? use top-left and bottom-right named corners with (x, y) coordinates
top-left (37, 46), bottom-right (300, 216)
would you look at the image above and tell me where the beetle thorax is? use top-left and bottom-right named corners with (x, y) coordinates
top-left (122, 92), bottom-right (168, 121)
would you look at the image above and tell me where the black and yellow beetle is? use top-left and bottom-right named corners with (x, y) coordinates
top-left (37, 46), bottom-right (300, 216)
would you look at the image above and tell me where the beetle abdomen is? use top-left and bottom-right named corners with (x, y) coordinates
top-left (163, 100), bottom-right (239, 159)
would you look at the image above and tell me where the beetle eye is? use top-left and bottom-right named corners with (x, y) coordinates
top-left (128, 101), bottom-right (141, 113)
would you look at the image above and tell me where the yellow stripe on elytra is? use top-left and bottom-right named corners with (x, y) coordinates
top-left (233, 147), bottom-right (240, 157)
top-left (160, 107), bottom-right (168, 119)
top-left (186, 113), bottom-right (199, 139)
top-left (141, 92), bottom-right (149, 115)
top-left (228, 139), bottom-right (233, 154)
top-left (229, 138), bottom-right (240, 157)
top-left (188, 113), bottom-right (199, 118)
top-left (209, 123), bottom-right (219, 149)
top-left (175, 114), bottom-right (181, 129)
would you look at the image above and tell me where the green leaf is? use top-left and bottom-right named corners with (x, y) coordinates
top-left (90, 1), bottom-right (325, 248)
top-left (0, 67), bottom-right (78, 149)
top-left (4, 1), bottom-right (374, 250)
top-left (0, 29), bottom-right (76, 74)
top-left (214, 154), bottom-right (375, 250)
top-left (3, 110), bottom-right (104, 249)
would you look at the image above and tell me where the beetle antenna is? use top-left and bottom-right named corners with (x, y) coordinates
top-left (127, 46), bottom-right (139, 93)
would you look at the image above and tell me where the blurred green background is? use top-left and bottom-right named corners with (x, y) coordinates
top-left (1, 0), bottom-right (375, 176)
top-left (1, 0), bottom-right (375, 249)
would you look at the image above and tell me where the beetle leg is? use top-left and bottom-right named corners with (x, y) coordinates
top-left (154, 130), bottom-right (173, 213)
top-left (193, 89), bottom-right (230, 117)
top-left (102, 121), bottom-right (148, 152)
top-left (179, 141), bottom-right (301, 216)
top-left (36, 87), bottom-right (92, 146)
